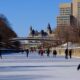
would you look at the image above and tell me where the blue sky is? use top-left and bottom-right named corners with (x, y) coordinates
top-left (0, 0), bottom-right (71, 37)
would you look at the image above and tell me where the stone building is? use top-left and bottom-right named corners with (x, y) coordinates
top-left (27, 24), bottom-right (56, 49)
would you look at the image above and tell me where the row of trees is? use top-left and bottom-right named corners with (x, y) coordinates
top-left (55, 25), bottom-right (80, 46)
top-left (0, 14), bottom-right (20, 49)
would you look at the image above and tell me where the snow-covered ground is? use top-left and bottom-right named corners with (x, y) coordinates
top-left (0, 52), bottom-right (80, 80)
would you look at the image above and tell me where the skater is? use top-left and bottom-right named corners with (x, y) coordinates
top-left (69, 49), bottom-right (72, 59)
top-left (53, 49), bottom-right (57, 57)
top-left (38, 49), bottom-right (41, 55)
top-left (77, 64), bottom-right (80, 70)
top-left (40, 49), bottom-right (44, 56)
top-left (25, 49), bottom-right (29, 58)
top-left (0, 50), bottom-right (2, 59)
top-left (65, 49), bottom-right (68, 59)
top-left (46, 48), bottom-right (50, 57)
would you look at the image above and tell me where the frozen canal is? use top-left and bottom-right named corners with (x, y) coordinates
top-left (0, 52), bottom-right (80, 80)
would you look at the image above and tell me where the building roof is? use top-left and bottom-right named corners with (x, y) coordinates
top-left (74, 0), bottom-right (80, 2)
top-left (60, 3), bottom-right (71, 8)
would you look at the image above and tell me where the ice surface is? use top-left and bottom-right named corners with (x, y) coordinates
top-left (0, 52), bottom-right (80, 80)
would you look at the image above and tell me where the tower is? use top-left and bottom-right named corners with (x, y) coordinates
top-left (29, 26), bottom-right (33, 36)
top-left (73, 0), bottom-right (80, 27)
top-left (47, 23), bottom-right (52, 35)
top-left (57, 3), bottom-right (72, 27)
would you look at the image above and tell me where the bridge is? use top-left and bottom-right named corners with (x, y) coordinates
top-left (9, 37), bottom-right (61, 48)
top-left (10, 37), bottom-right (60, 42)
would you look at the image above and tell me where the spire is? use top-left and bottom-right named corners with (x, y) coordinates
top-left (47, 23), bottom-right (52, 34)
top-left (30, 25), bottom-right (32, 32)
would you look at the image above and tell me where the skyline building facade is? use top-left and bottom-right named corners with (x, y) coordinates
top-left (57, 0), bottom-right (80, 27)
top-left (73, 0), bottom-right (80, 26)
top-left (57, 3), bottom-right (72, 26)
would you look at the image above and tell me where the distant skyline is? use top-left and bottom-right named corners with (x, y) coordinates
top-left (0, 0), bottom-right (71, 37)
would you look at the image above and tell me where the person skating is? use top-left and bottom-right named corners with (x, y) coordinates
top-left (53, 50), bottom-right (57, 57)
top-left (77, 64), bottom-right (80, 70)
top-left (25, 49), bottom-right (29, 58)
top-left (65, 49), bottom-right (68, 59)
top-left (69, 49), bottom-right (72, 59)
top-left (0, 50), bottom-right (2, 59)
top-left (46, 48), bottom-right (50, 57)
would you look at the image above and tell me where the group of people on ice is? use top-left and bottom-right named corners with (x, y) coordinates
top-left (0, 48), bottom-right (80, 71)
top-left (25, 48), bottom-right (80, 71)
top-left (65, 48), bottom-right (72, 59)
top-left (38, 48), bottom-right (73, 59)
top-left (0, 48), bottom-right (73, 59)
top-left (38, 48), bottom-right (57, 57)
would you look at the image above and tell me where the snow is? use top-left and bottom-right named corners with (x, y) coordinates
top-left (57, 42), bottom-right (80, 49)
top-left (0, 52), bottom-right (80, 80)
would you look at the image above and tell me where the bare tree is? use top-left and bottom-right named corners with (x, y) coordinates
top-left (0, 14), bottom-right (17, 48)
top-left (55, 25), bottom-right (79, 43)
